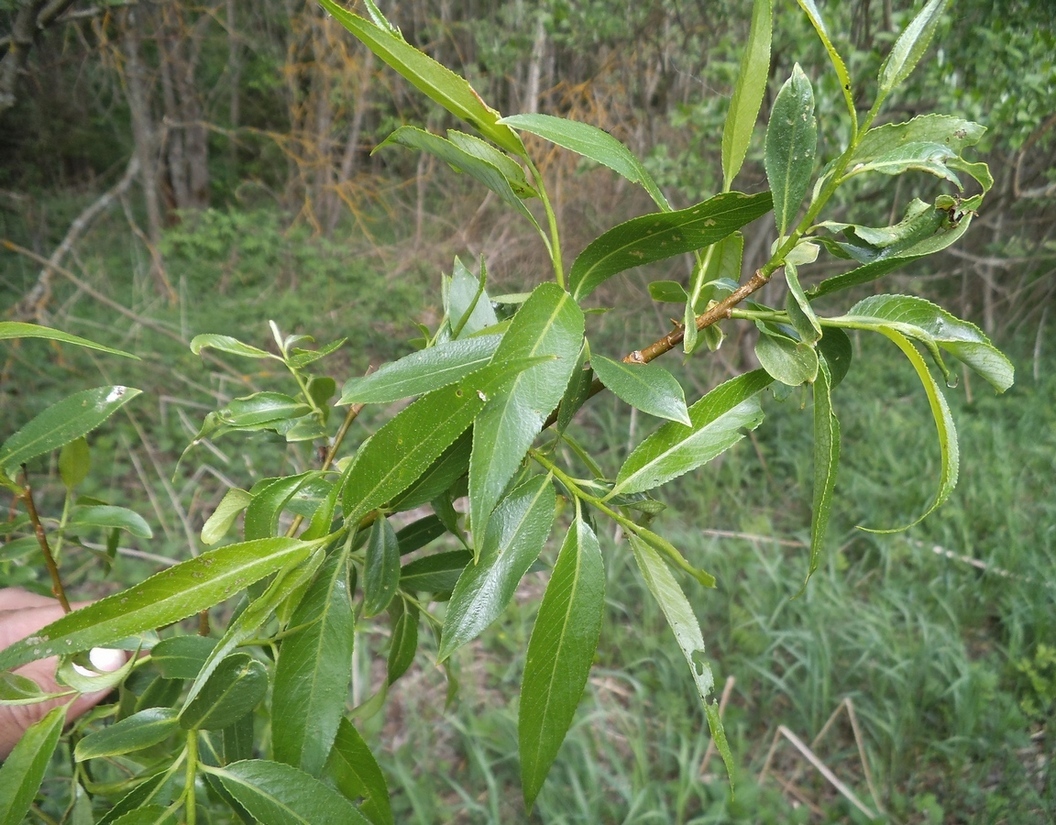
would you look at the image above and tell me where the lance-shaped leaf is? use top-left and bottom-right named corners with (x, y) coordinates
top-left (520, 514), bottom-right (605, 809)
top-left (191, 392), bottom-right (313, 445)
top-left (1, 386), bottom-right (141, 477)
top-left (805, 356), bottom-right (840, 585)
top-left (363, 517), bottom-right (400, 617)
top-left (0, 536), bottom-right (321, 671)
top-left (766, 64), bottom-right (816, 236)
top-left (852, 115), bottom-right (985, 167)
top-left (152, 636), bottom-right (217, 680)
top-left (569, 192), bottom-right (772, 301)
top-left (399, 550), bottom-right (471, 594)
top-left (273, 550), bottom-right (355, 776)
top-left (439, 475), bottom-right (556, 661)
top-left (68, 505), bottom-right (152, 538)
top-left (179, 653), bottom-right (268, 731)
top-left (0, 321), bottom-right (137, 359)
top-left (318, 0), bottom-right (523, 156)
top-left (501, 113), bottom-right (669, 210)
top-left (784, 262), bottom-right (821, 343)
top-left (376, 127), bottom-right (543, 238)
top-left (387, 599), bottom-right (419, 685)
top-left (796, 0), bottom-right (856, 132)
top-left (446, 256), bottom-right (499, 340)
top-left (339, 335), bottom-right (502, 405)
top-left (325, 718), bottom-right (394, 825)
top-left (838, 294), bottom-right (1014, 391)
top-left (721, 0), bottom-right (772, 190)
top-left (390, 432), bottom-right (471, 512)
top-left (754, 330), bottom-right (819, 386)
top-left (629, 535), bottom-right (733, 780)
top-left (59, 436), bottom-right (89, 489)
top-left (343, 358), bottom-right (541, 523)
top-left (878, 0), bottom-right (950, 99)
top-left (0, 705), bottom-right (64, 825)
top-left (447, 130), bottom-right (536, 197)
top-left (469, 283), bottom-right (582, 537)
top-left (243, 472), bottom-right (319, 540)
top-left (867, 327), bottom-right (959, 532)
top-left (190, 334), bottom-right (277, 360)
top-left (611, 370), bottom-right (772, 497)
top-left (590, 355), bottom-right (690, 425)
top-left (207, 759), bottom-right (372, 825)
top-left (75, 708), bottom-right (179, 761)
top-left (202, 488), bottom-right (252, 545)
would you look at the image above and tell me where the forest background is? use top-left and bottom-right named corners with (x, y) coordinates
top-left (1, 0), bottom-right (1055, 821)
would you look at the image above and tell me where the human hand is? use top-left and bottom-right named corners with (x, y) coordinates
top-left (0, 588), bottom-right (128, 759)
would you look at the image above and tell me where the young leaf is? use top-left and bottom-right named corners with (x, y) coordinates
top-left (207, 759), bottom-right (373, 825)
top-left (338, 335), bottom-right (502, 405)
top-left (447, 130), bottom-right (537, 198)
top-left (325, 718), bottom-right (394, 825)
top-left (796, 0), bottom-right (856, 132)
top-left (867, 327), bottom-right (959, 532)
top-left (376, 127), bottom-right (544, 239)
top-left (721, 0), bottom-right (773, 190)
top-left (784, 263), bottom-right (821, 343)
top-left (386, 599), bottom-right (419, 685)
top-left (611, 370), bottom-right (772, 497)
top-left (877, 0), bottom-right (951, 99)
top-left (192, 392), bottom-right (312, 443)
top-left (590, 355), bottom-right (691, 425)
top-left (628, 536), bottom-right (732, 780)
top-left (765, 64), bottom-right (817, 236)
top-left (190, 334), bottom-right (276, 360)
top-left (318, 0), bottom-right (523, 156)
top-left (439, 475), bottom-right (556, 661)
top-left (0, 386), bottom-right (141, 477)
top-left (841, 294), bottom-right (1014, 392)
top-left (178, 653), bottom-right (268, 731)
top-left (520, 514), bottom-right (605, 809)
top-left (74, 708), bottom-right (179, 761)
top-left (447, 256), bottom-right (499, 339)
top-left (0, 705), bottom-right (65, 825)
top-left (0, 321), bottom-right (138, 358)
top-left (0, 537), bottom-right (322, 671)
top-left (806, 357), bottom-right (840, 584)
top-left (68, 504), bottom-right (152, 539)
top-left (363, 517), bottom-right (400, 617)
top-left (500, 113), bottom-right (670, 210)
top-left (469, 283), bottom-right (583, 537)
top-left (244, 472), bottom-right (319, 540)
top-left (202, 488), bottom-right (252, 545)
top-left (342, 359), bottom-right (540, 523)
top-left (569, 192), bottom-right (773, 301)
top-left (273, 550), bottom-right (355, 776)
top-left (754, 330), bottom-right (819, 386)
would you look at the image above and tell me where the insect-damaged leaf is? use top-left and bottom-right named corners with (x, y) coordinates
top-left (765, 64), bottom-right (816, 236)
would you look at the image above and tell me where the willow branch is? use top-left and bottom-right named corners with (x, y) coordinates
top-left (20, 467), bottom-right (71, 612)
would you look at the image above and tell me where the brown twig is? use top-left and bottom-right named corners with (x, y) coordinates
top-left (20, 466), bottom-right (71, 612)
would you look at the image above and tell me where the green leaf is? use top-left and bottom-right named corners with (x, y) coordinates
top-left (208, 759), bottom-right (372, 825)
top-left (439, 475), bottom-right (556, 661)
top-left (784, 263), bottom-right (821, 343)
top-left (59, 437), bottom-right (90, 489)
top-left (273, 550), bottom-right (355, 776)
top-left (469, 282), bottom-right (583, 537)
top-left (192, 392), bottom-right (312, 443)
top-left (0, 670), bottom-right (71, 704)
top-left (339, 335), bottom-right (502, 405)
top-left (628, 536), bottom-right (731, 781)
top-left (318, 0), bottom-right (523, 156)
top-left (446, 256), bottom-right (499, 339)
top-left (878, 0), bottom-right (950, 98)
top-left (377, 127), bottom-right (543, 238)
top-left (754, 330), bottom-right (819, 386)
top-left (151, 636), bottom-right (217, 680)
top-left (95, 773), bottom-right (174, 825)
top-left (395, 516), bottom-right (447, 555)
top-left (0, 537), bottom-right (321, 671)
top-left (399, 551), bottom-right (471, 594)
top-left (190, 334), bottom-right (276, 360)
top-left (519, 514), bottom-right (605, 809)
top-left (590, 355), bottom-right (691, 425)
top-left (68, 505), bottom-right (152, 538)
top-left (325, 718), bottom-right (394, 825)
top-left (387, 600), bottom-right (419, 685)
top-left (817, 327), bottom-right (853, 387)
top-left (852, 114), bottom-right (985, 166)
top-left (389, 433), bottom-right (471, 512)
top-left (796, 0), bottom-right (856, 132)
top-left (0, 386), bottom-right (141, 477)
top-left (806, 357), bottom-right (840, 585)
top-left (447, 130), bottom-right (536, 198)
top-left (104, 807), bottom-right (177, 825)
top-left (648, 281), bottom-right (689, 303)
top-left (244, 473), bottom-right (318, 541)
top-left (500, 113), bottom-right (669, 210)
top-left (179, 653), bottom-right (267, 731)
top-left (74, 708), bottom-right (178, 761)
top-left (867, 327), bottom-right (959, 532)
top-left (342, 359), bottom-right (539, 523)
top-left (0, 321), bottom-right (138, 359)
top-left (0, 705), bottom-right (64, 825)
top-left (202, 488), bottom-right (252, 546)
top-left (765, 64), bottom-right (817, 236)
top-left (840, 294), bottom-right (1014, 392)
top-left (611, 370), bottom-right (772, 497)
top-left (721, 0), bottom-right (773, 190)
top-left (556, 342), bottom-right (591, 435)
top-left (363, 517), bottom-right (400, 617)
top-left (569, 192), bottom-right (773, 301)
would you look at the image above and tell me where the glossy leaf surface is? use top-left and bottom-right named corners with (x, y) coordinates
top-left (363, 517), bottom-right (400, 617)
top-left (590, 355), bottom-right (690, 425)
top-left (765, 64), bottom-right (816, 236)
top-left (325, 718), bottom-right (394, 825)
top-left (754, 330), bottom-right (819, 386)
top-left (179, 653), bottom-right (268, 731)
top-left (796, 0), bottom-right (856, 130)
top-left (721, 0), bottom-right (773, 189)
top-left (399, 551), bottom-right (471, 594)
top-left (0, 321), bottom-right (137, 359)
top-left (807, 357), bottom-right (840, 584)
top-left (878, 0), bottom-right (950, 97)
top-left (0, 706), bottom-right (64, 825)
top-left (75, 708), bottom-right (178, 761)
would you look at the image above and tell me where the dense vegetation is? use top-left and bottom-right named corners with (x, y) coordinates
top-left (1, 0), bottom-right (1054, 822)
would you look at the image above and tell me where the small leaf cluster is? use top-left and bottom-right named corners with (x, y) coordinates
top-left (0, 0), bottom-right (1014, 820)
